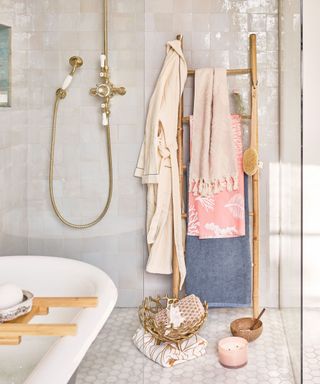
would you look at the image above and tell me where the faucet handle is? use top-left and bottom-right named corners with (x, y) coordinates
top-left (112, 86), bottom-right (126, 96)
top-left (89, 87), bottom-right (97, 96)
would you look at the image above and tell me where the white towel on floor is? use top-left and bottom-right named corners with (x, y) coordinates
top-left (132, 328), bottom-right (207, 368)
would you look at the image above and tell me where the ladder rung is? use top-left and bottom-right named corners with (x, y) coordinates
top-left (188, 68), bottom-right (251, 76)
top-left (183, 115), bottom-right (251, 123)
top-left (182, 212), bottom-right (253, 219)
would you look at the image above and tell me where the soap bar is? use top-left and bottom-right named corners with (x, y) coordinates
top-left (0, 283), bottom-right (24, 310)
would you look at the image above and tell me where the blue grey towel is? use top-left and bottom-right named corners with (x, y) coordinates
top-left (185, 176), bottom-right (251, 307)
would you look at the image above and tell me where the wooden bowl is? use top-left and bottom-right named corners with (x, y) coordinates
top-left (230, 317), bottom-right (263, 342)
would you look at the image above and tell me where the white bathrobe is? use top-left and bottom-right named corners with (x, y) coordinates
top-left (135, 40), bottom-right (187, 289)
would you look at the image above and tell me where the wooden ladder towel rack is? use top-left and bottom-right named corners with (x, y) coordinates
top-left (172, 34), bottom-right (260, 318)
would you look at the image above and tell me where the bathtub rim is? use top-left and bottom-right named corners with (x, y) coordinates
top-left (0, 255), bottom-right (118, 384)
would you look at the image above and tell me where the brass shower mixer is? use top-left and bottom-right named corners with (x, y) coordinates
top-left (90, 83), bottom-right (126, 98)
top-left (89, 56), bottom-right (126, 127)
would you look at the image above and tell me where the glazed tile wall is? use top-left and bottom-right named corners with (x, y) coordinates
top-left (28, 0), bottom-right (145, 307)
top-left (0, 0), bottom-right (146, 307)
top-left (0, 0), bottom-right (280, 308)
top-left (143, 0), bottom-right (280, 308)
top-left (0, 1), bottom-right (28, 256)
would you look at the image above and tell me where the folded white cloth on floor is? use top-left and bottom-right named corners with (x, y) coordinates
top-left (132, 328), bottom-right (207, 368)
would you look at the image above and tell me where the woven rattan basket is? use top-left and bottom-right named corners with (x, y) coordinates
top-left (138, 295), bottom-right (208, 347)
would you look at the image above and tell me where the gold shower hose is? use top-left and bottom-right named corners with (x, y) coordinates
top-left (49, 87), bottom-right (113, 229)
top-left (49, 0), bottom-right (124, 228)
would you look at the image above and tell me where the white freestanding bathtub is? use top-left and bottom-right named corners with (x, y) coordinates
top-left (0, 256), bottom-right (118, 384)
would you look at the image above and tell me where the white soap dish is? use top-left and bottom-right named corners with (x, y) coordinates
top-left (0, 290), bottom-right (34, 323)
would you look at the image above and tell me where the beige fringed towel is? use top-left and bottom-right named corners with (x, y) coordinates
top-left (189, 68), bottom-right (238, 196)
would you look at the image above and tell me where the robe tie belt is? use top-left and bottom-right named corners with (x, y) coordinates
top-left (147, 140), bottom-right (185, 288)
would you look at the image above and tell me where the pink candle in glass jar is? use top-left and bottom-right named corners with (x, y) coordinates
top-left (218, 337), bottom-right (248, 368)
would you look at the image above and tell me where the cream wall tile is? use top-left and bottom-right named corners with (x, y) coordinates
top-left (80, 0), bottom-right (101, 13)
top-left (12, 31), bottom-right (29, 50)
top-left (249, 13), bottom-right (267, 31)
top-left (78, 31), bottom-right (102, 50)
top-left (42, 31), bottom-right (60, 50)
top-left (173, 0), bottom-right (192, 13)
top-left (267, 31), bottom-right (279, 50)
top-left (109, 31), bottom-right (139, 50)
top-left (193, 13), bottom-right (211, 32)
top-left (57, 0), bottom-right (80, 13)
top-left (58, 31), bottom-right (80, 50)
top-left (255, 31), bottom-right (267, 51)
top-left (173, 13), bottom-right (192, 32)
top-left (211, 0), bottom-right (231, 13)
top-left (191, 50), bottom-right (210, 68)
top-left (58, 14), bottom-right (80, 32)
top-left (211, 13), bottom-right (230, 32)
top-left (261, 0), bottom-right (278, 14)
top-left (14, 14), bottom-right (31, 31)
top-left (210, 50), bottom-right (230, 68)
top-left (192, 0), bottom-right (211, 13)
top-left (110, 0), bottom-right (137, 13)
top-left (267, 14), bottom-right (278, 31)
top-left (192, 32), bottom-right (211, 50)
top-left (0, 12), bottom-right (14, 26)
top-left (247, 0), bottom-right (263, 13)
top-left (29, 32), bottom-right (44, 50)
top-left (146, 0), bottom-right (173, 13)
top-left (211, 31), bottom-right (232, 50)
top-left (267, 51), bottom-right (278, 69)
top-left (153, 13), bottom-right (174, 32)
top-left (110, 13), bottom-right (136, 32)
top-left (230, 13), bottom-right (248, 32)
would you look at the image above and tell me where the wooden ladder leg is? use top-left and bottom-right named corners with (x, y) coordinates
top-left (250, 33), bottom-right (260, 319)
top-left (172, 34), bottom-right (185, 299)
top-left (172, 247), bottom-right (180, 299)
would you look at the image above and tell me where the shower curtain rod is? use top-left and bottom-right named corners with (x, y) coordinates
top-left (173, 34), bottom-right (260, 319)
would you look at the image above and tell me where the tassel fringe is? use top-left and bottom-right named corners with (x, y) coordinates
top-left (189, 175), bottom-right (239, 197)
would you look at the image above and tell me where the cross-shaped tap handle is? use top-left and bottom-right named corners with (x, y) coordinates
top-left (112, 86), bottom-right (126, 96)
top-left (89, 83), bottom-right (126, 99)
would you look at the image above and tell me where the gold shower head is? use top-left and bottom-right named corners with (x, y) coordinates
top-left (69, 56), bottom-right (83, 75)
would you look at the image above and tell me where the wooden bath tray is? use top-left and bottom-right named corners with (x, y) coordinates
top-left (0, 297), bottom-right (98, 345)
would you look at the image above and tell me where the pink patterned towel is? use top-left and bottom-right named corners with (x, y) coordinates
top-left (188, 115), bottom-right (245, 239)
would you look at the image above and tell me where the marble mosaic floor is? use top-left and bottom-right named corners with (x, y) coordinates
top-left (304, 308), bottom-right (320, 384)
top-left (76, 308), bottom-right (295, 384)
